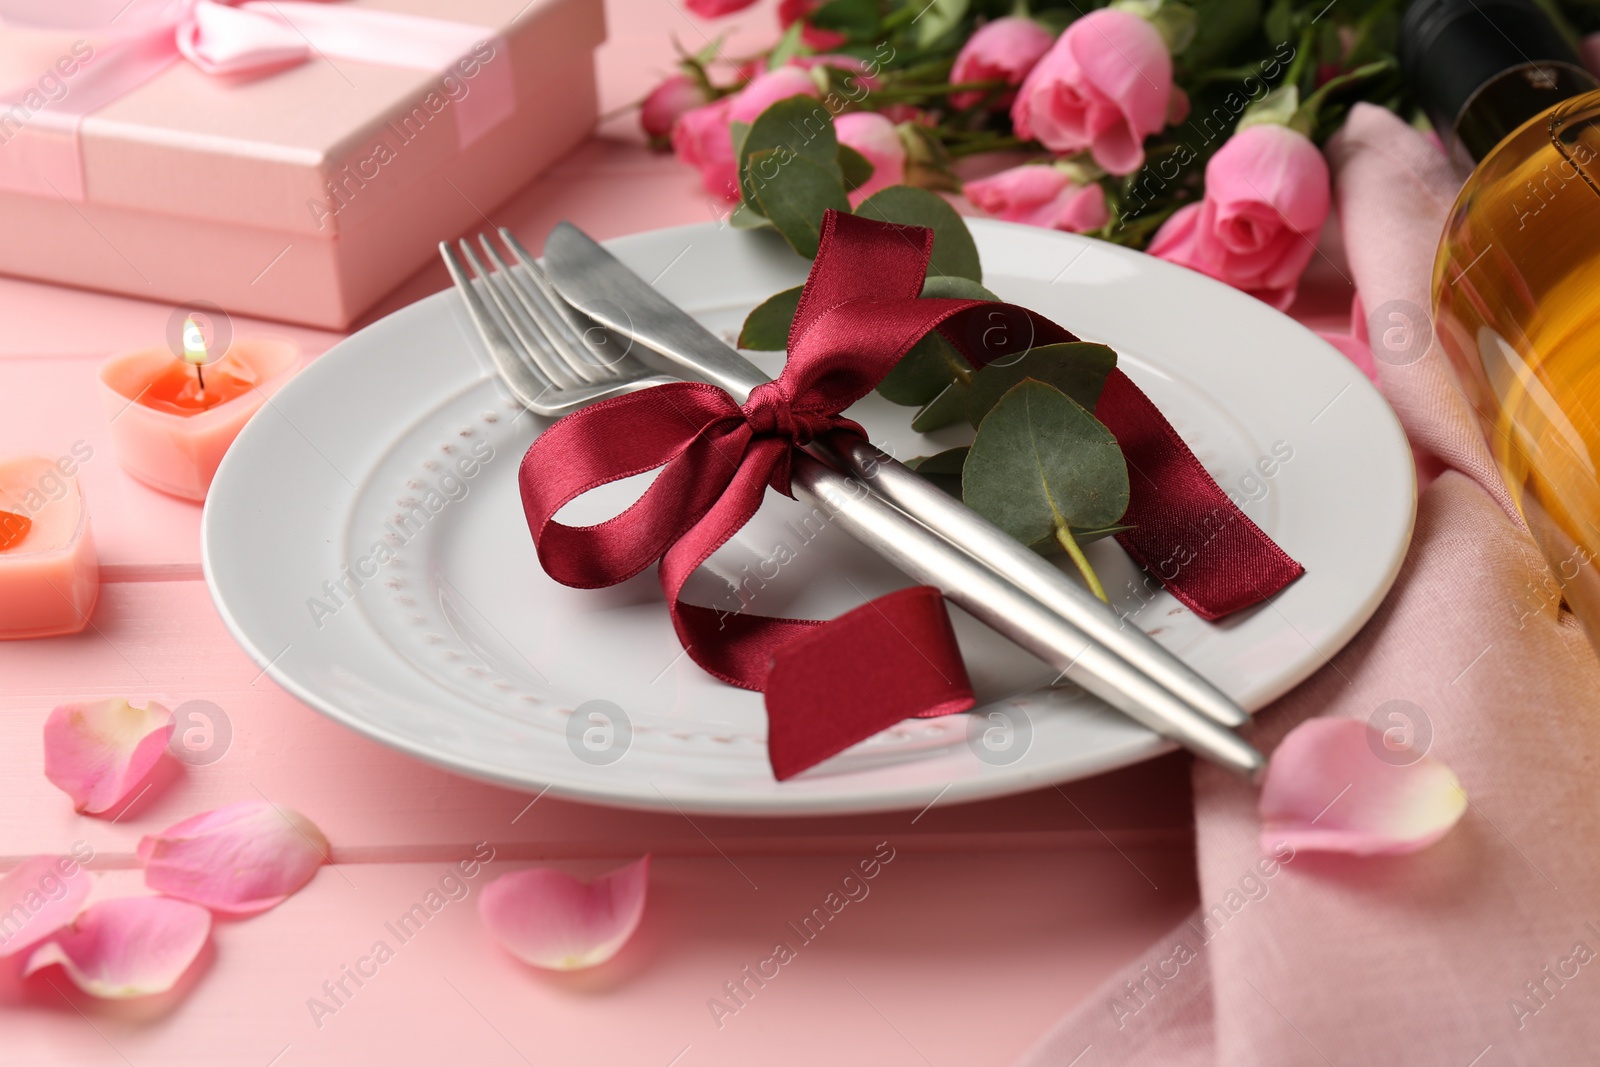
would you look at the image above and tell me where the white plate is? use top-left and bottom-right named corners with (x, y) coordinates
top-left (202, 220), bottom-right (1414, 816)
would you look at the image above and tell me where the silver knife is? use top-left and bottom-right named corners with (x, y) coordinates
top-left (540, 222), bottom-right (1263, 776)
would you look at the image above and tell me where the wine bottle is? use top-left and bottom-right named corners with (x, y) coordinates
top-left (1403, 0), bottom-right (1600, 643)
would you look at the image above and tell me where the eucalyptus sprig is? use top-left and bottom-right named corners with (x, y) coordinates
top-left (733, 103), bottom-right (1131, 599)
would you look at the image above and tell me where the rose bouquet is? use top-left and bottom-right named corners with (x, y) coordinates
top-left (643, 0), bottom-right (1409, 310)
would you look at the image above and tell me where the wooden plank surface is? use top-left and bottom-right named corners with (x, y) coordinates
top-left (0, 849), bottom-right (1197, 1067)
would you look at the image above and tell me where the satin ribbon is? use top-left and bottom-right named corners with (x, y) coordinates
top-left (520, 211), bottom-right (1304, 780)
top-left (0, 0), bottom-right (514, 201)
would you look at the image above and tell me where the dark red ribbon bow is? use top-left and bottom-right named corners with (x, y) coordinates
top-left (520, 211), bottom-right (1303, 780)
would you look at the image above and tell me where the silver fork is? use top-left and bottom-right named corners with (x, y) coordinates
top-left (440, 231), bottom-right (1265, 778)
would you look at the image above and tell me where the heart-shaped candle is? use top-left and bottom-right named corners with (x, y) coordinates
top-left (99, 336), bottom-right (300, 501)
top-left (0, 454), bottom-right (99, 639)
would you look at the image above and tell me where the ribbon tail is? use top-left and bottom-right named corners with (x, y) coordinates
top-left (763, 586), bottom-right (974, 781)
top-left (1097, 369), bottom-right (1305, 618)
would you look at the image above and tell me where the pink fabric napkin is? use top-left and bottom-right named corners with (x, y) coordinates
top-left (1016, 103), bottom-right (1600, 1066)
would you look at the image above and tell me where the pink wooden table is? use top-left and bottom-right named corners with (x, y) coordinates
top-left (0, 3), bottom-right (1353, 1062)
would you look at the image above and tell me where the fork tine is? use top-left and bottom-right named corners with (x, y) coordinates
top-left (438, 241), bottom-right (554, 410)
top-left (483, 233), bottom-right (616, 384)
top-left (498, 228), bottom-right (630, 378)
top-left (457, 238), bottom-right (583, 391)
top-left (474, 234), bottom-right (609, 386)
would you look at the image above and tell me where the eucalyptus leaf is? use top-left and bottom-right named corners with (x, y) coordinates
top-left (908, 446), bottom-right (969, 496)
top-left (911, 380), bottom-right (971, 432)
top-left (729, 121), bottom-right (752, 180)
top-left (748, 152), bottom-right (851, 259)
top-left (738, 96), bottom-right (841, 208)
top-left (738, 285), bottom-right (803, 350)
top-left (908, 446), bottom-right (969, 475)
top-left (854, 186), bottom-right (982, 282)
top-left (877, 331), bottom-right (972, 406)
top-left (838, 144), bottom-right (875, 194)
top-left (965, 342), bottom-right (1117, 428)
top-left (874, 275), bottom-right (999, 405)
top-left (962, 380), bottom-right (1130, 548)
top-left (919, 275), bottom-right (999, 301)
top-left (729, 201), bottom-right (774, 230)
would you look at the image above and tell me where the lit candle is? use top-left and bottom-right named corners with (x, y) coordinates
top-left (0, 454), bottom-right (99, 640)
top-left (99, 333), bottom-right (301, 501)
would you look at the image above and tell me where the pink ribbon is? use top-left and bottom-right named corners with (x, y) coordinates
top-left (0, 0), bottom-right (515, 200)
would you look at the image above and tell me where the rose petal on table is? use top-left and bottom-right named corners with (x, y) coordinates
top-left (0, 856), bottom-right (93, 958)
top-left (23, 896), bottom-right (210, 998)
top-left (43, 698), bottom-right (175, 815)
top-left (137, 800), bottom-right (329, 916)
top-left (1259, 718), bottom-right (1467, 856)
top-left (479, 856), bottom-right (650, 970)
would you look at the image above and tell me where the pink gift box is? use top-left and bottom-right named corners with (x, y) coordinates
top-left (0, 0), bottom-right (605, 328)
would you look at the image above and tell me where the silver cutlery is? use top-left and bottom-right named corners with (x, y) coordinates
top-left (441, 229), bottom-right (1265, 778)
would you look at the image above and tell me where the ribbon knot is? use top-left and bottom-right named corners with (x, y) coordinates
top-left (519, 210), bottom-right (1304, 781)
top-left (739, 380), bottom-right (852, 480)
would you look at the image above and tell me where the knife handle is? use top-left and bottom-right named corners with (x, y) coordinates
top-left (788, 452), bottom-right (1265, 777)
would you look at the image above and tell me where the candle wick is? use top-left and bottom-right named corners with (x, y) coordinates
top-left (195, 362), bottom-right (206, 393)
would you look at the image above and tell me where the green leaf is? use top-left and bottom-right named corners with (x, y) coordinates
top-left (908, 446), bottom-right (969, 496)
top-left (911, 381), bottom-right (971, 432)
top-left (738, 96), bottom-right (841, 208)
top-left (1186, 0), bottom-right (1262, 69)
top-left (874, 274), bottom-right (998, 406)
top-left (877, 332), bottom-right (971, 406)
top-left (909, 446), bottom-right (969, 475)
top-left (919, 275), bottom-right (999, 301)
top-left (1263, 0), bottom-right (1292, 46)
top-left (962, 380), bottom-right (1130, 547)
top-left (914, 0), bottom-right (968, 47)
top-left (838, 144), bottom-right (875, 194)
top-left (729, 201), bottom-right (774, 230)
top-left (811, 0), bottom-right (879, 39)
top-left (738, 285), bottom-right (803, 350)
top-left (854, 186), bottom-right (982, 283)
top-left (768, 20), bottom-right (804, 69)
top-left (965, 342), bottom-right (1117, 428)
top-left (748, 152), bottom-right (851, 259)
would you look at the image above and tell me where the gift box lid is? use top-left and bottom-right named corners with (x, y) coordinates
top-left (0, 0), bottom-right (605, 236)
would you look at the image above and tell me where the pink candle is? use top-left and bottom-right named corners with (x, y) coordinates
top-left (0, 454), bottom-right (99, 639)
top-left (98, 337), bottom-right (301, 501)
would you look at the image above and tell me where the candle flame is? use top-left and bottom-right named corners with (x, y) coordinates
top-left (182, 316), bottom-right (208, 367)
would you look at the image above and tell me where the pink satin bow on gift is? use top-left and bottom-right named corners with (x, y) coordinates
top-left (0, 0), bottom-right (514, 200)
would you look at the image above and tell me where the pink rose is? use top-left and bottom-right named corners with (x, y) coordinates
top-left (964, 164), bottom-right (1109, 233)
top-left (641, 74), bottom-right (711, 147)
top-left (726, 65), bottom-right (820, 125)
top-left (950, 17), bottom-right (1055, 110)
top-left (685, 0), bottom-right (759, 16)
top-left (671, 67), bottom-right (821, 200)
top-left (1147, 123), bottom-right (1331, 311)
top-left (672, 99), bottom-right (738, 200)
top-left (778, 0), bottom-right (847, 50)
top-left (834, 112), bottom-right (906, 204)
top-left (1011, 8), bottom-right (1173, 175)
